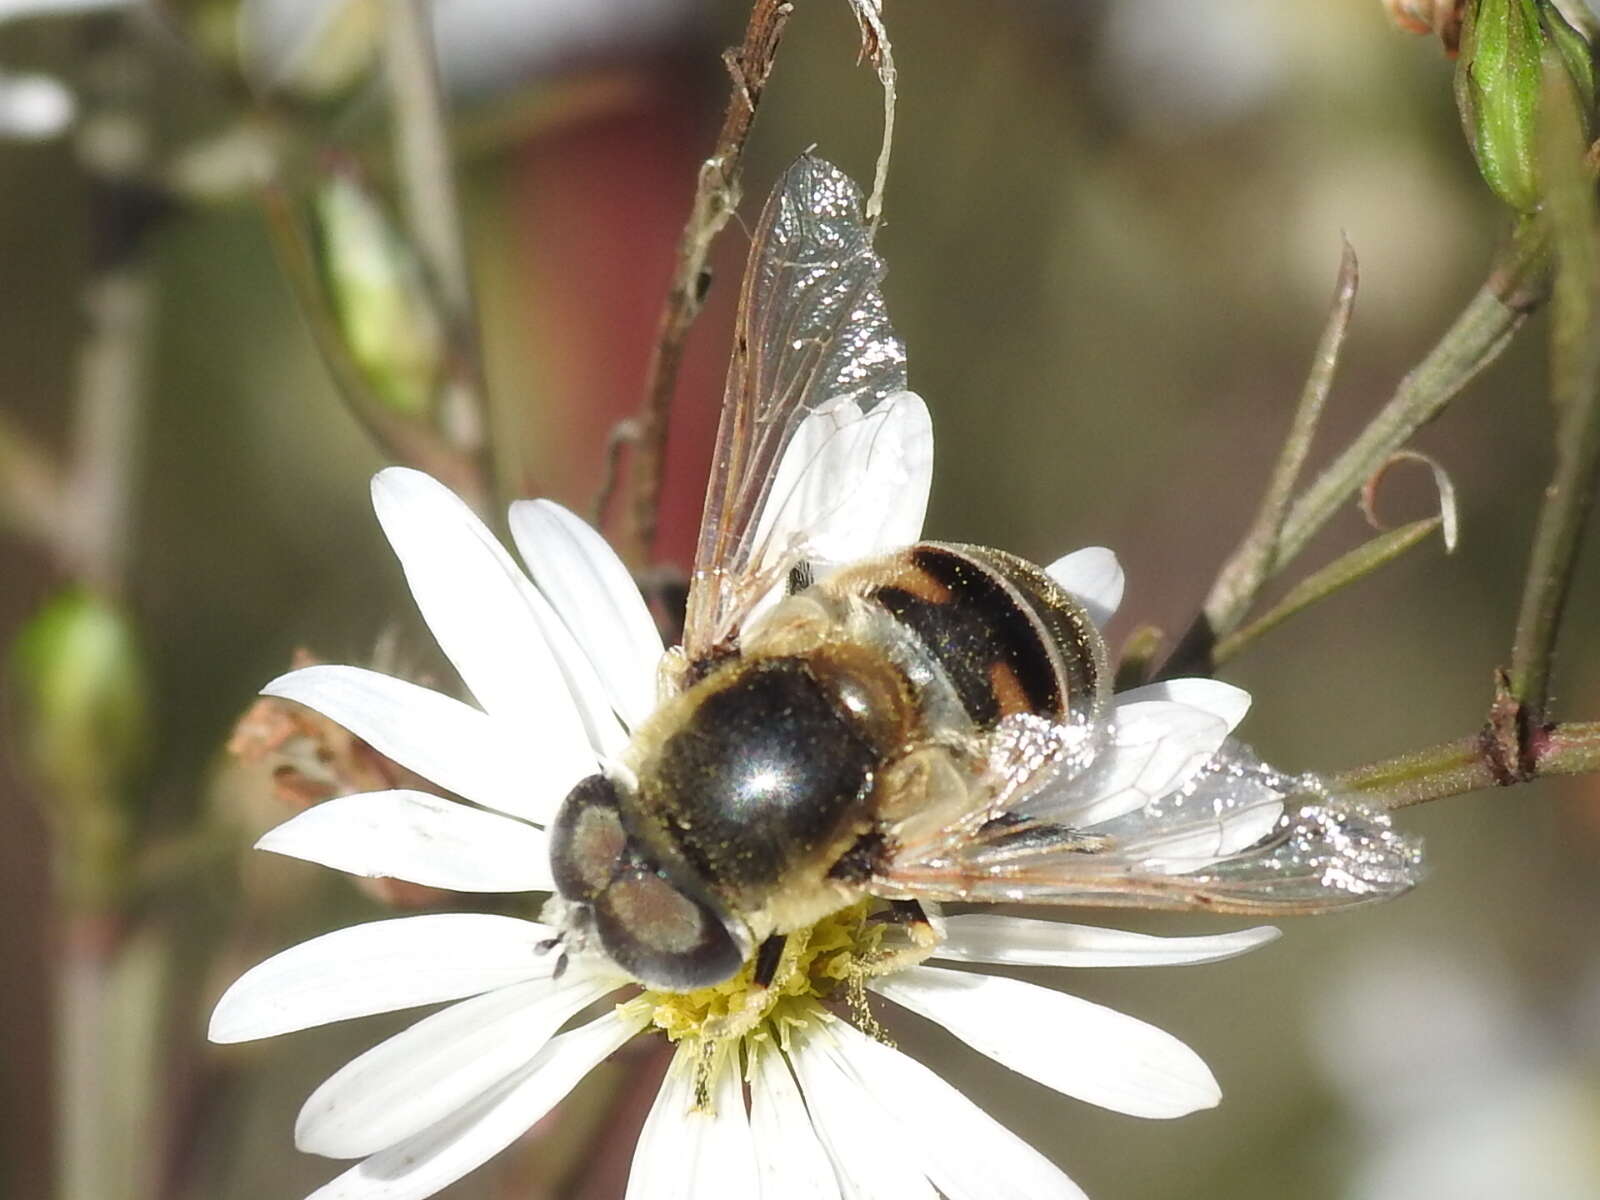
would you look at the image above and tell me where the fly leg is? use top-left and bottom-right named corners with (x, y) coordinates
top-left (860, 898), bottom-right (941, 978)
top-left (877, 899), bottom-right (938, 947)
top-left (752, 933), bottom-right (787, 989)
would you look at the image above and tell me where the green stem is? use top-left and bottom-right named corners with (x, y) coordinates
top-left (1506, 56), bottom-right (1600, 718)
top-left (1211, 516), bottom-right (1443, 667)
top-left (1331, 719), bottom-right (1600, 808)
top-left (1273, 219), bottom-right (1548, 576)
top-left (1205, 241), bottom-right (1359, 639)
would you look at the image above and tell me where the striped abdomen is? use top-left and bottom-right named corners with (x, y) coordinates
top-left (825, 542), bottom-right (1111, 734)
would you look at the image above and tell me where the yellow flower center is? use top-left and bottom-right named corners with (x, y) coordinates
top-left (619, 899), bottom-right (893, 1056)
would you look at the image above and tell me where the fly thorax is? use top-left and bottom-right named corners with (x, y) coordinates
top-left (628, 646), bottom-right (913, 939)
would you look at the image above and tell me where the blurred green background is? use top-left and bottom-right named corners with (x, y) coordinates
top-left (3, 1), bottom-right (1600, 1198)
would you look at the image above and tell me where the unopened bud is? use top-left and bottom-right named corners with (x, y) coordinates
top-left (11, 589), bottom-right (150, 902)
top-left (310, 169), bottom-right (446, 419)
top-left (12, 589), bottom-right (150, 800)
top-left (1456, 0), bottom-right (1598, 212)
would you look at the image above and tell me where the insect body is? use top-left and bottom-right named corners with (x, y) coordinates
top-left (547, 155), bottom-right (1422, 993)
top-left (551, 542), bottom-right (1105, 990)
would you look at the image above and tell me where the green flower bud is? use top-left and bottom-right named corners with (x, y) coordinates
top-left (10, 590), bottom-right (150, 902)
top-left (1456, 0), bottom-right (1599, 212)
top-left (310, 170), bottom-right (446, 419)
top-left (12, 588), bottom-right (149, 797)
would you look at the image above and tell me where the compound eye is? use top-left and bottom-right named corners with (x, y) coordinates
top-left (593, 868), bottom-right (749, 992)
top-left (549, 775), bottom-right (628, 903)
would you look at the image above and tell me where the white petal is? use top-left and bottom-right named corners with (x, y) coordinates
top-left (835, 389), bottom-right (935, 557)
top-left (369, 468), bottom-right (595, 751)
top-left (787, 1024), bottom-right (938, 1200)
top-left (757, 390), bottom-right (934, 574)
top-left (296, 970), bottom-right (621, 1159)
top-left (1114, 677), bottom-right (1251, 732)
top-left (306, 1009), bottom-right (645, 1200)
top-left (509, 500), bottom-right (663, 731)
top-left (827, 1019), bottom-right (1087, 1200)
top-left (930, 914), bottom-right (1281, 969)
top-left (872, 965), bottom-right (1220, 1118)
top-left (263, 664), bottom-right (586, 824)
top-left (626, 1044), bottom-right (759, 1200)
top-left (255, 790), bottom-right (552, 893)
top-left (747, 1039), bottom-right (841, 1200)
top-left (1070, 699), bottom-right (1231, 828)
top-left (1045, 547), bottom-right (1124, 627)
top-left (516, 580), bottom-right (632, 765)
top-left (208, 914), bottom-right (558, 1044)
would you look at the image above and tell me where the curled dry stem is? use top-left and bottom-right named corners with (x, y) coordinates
top-left (848, 0), bottom-right (898, 227)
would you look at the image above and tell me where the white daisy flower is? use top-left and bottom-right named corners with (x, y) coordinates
top-left (209, 464), bottom-right (1295, 1200)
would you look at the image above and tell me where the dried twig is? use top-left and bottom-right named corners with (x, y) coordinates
top-left (623, 0), bottom-right (794, 564)
top-left (849, 0), bottom-right (897, 226)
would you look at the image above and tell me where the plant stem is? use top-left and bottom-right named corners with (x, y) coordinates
top-left (1211, 516), bottom-right (1443, 667)
top-left (1506, 57), bottom-right (1600, 718)
top-left (0, 411), bottom-right (64, 549)
top-left (62, 270), bottom-right (150, 593)
top-left (849, 0), bottom-right (897, 227)
top-left (1331, 719), bottom-right (1600, 808)
top-left (383, 0), bottom-right (497, 502)
top-left (1206, 240), bottom-right (1359, 639)
top-left (1272, 219), bottom-right (1548, 576)
top-left (624, 0), bottom-right (794, 564)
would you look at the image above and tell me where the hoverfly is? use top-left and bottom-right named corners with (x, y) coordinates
top-left (545, 155), bottom-right (1423, 993)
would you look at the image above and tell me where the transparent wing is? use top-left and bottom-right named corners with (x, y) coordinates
top-left (682, 154), bottom-right (912, 664)
top-left (878, 738), bottom-right (1424, 916)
